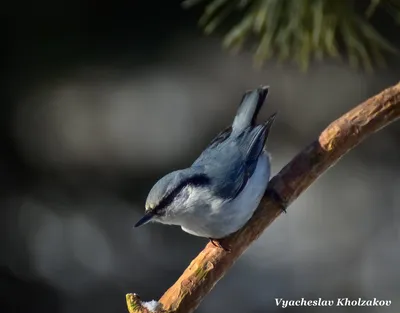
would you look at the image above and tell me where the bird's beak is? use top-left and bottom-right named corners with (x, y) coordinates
top-left (134, 212), bottom-right (154, 228)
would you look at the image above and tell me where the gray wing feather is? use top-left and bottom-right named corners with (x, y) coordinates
top-left (192, 124), bottom-right (269, 200)
top-left (191, 84), bottom-right (276, 200)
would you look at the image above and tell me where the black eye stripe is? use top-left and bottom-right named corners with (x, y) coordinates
top-left (151, 174), bottom-right (210, 215)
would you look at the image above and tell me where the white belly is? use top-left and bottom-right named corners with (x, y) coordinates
top-left (180, 152), bottom-right (271, 239)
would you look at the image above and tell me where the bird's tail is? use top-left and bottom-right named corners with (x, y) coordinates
top-left (232, 86), bottom-right (269, 135)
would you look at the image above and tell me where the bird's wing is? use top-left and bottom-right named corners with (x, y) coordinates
top-left (193, 126), bottom-right (232, 167)
top-left (191, 126), bottom-right (266, 200)
top-left (240, 112), bottom-right (276, 175)
top-left (195, 145), bottom-right (248, 200)
top-left (192, 113), bottom-right (276, 200)
top-left (241, 125), bottom-right (269, 176)
top-left (206, 126), bottom-right (232, 150)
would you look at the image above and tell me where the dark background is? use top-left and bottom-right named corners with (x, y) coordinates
top-left (2, 1), bottom-right (400, 313)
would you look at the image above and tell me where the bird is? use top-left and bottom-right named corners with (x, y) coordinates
top-left (134, 86), bottom-right (278, 250)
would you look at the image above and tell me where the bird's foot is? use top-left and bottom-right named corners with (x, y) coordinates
top-left (266, 188), bottom-right (288, 213)
top-left (209, 238), bottom-right (231, 252)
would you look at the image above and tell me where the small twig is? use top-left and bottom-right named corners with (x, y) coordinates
top-left (127, 82), bottom-right (400, 313)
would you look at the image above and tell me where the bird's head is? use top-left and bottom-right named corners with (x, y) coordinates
top-left (134, 169), bottom-right (210, 227)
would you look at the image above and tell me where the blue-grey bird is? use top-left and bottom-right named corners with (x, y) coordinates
top-left (134, 86), bottom-right (277, 248)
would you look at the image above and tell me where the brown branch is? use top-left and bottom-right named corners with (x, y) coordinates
top-left (127, 82), bottom-right (400, 313)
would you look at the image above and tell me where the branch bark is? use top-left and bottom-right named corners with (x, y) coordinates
top-left (127, 82), bottom-right (400, 313)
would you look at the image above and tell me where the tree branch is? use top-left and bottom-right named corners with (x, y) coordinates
top-left (127, 82), bottom-right (400, 313)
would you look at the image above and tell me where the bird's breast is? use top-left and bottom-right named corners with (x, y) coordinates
top-left (179, 152), bottom-right (271, 238)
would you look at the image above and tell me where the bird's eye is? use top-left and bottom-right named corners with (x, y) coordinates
top-left (146, 203), bottom-right (155, 212)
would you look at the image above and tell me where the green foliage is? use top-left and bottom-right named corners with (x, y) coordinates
top-left (182, 0), bottom-right (400, 71)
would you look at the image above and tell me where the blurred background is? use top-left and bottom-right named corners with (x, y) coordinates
top-left (2, 1), bottom-right (400, 312)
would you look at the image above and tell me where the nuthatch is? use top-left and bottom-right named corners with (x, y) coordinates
top-left (135, 86), bottom-right (277, 249)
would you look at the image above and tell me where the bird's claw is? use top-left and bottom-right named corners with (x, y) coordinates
top-left (266, 188), bottom-right (288, 213)
top-left (209, 238), bottom-right (231, 252)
